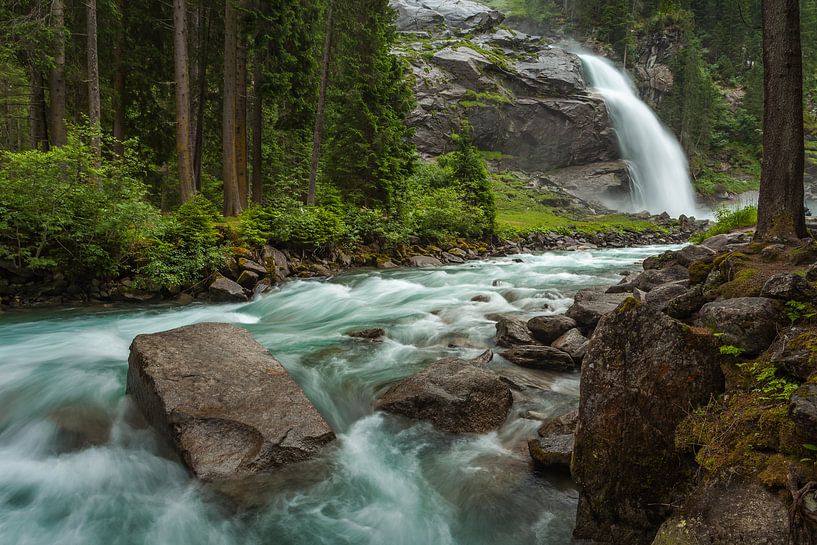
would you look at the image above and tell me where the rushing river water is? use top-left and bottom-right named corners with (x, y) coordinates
top-left (0, 246), bottom-right (672, 545)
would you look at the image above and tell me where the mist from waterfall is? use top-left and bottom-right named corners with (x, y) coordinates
top-left (579, 54), bottom-right (698, 217)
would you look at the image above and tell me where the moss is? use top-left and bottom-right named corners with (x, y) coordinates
top-left (616, 296), bottom-right (641, 314)
top-left (651, 517), bottom-right (702, 545)
top-left (717, 267), bottom-right (764, 298)
top-left (785, 241), bottom-right (817, 265)
top-left (688, 260), bottom-right (713, 285)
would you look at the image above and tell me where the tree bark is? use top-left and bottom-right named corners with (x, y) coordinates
top-left (251, 49), bottom-right (264, 205)
top-left (29, 66), bottom-right (49, 150)
top-left (173, 0), bottom-right (196, 202)
top-left (235, 25), bottom-right (249, 209)
top-left (193, 5), bottom-right (210, 192)
top-left (86, 0), bottom-right (102, 166)
top-left (49, 0), bottom-right (67, 147)
top-left (306, 0), bottom-right (333, 206)
top-left (755, 0), bottom-right (807, 241)
top-left (112, 0), bottom-right (127, 155)
top-left (222, 0), bottom-right (241, 216)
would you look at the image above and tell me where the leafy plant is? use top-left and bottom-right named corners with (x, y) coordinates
top-left (720, 345), bottom-right (745, 358)
top-left (786, 300), bottom-right (817, 325)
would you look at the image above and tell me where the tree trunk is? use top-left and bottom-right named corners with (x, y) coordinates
top-left (193, 5), bottom-right (210, 192)
top-left (29, 66), bottom-right (49, 150)
top-left (222, 0), bottom-right (241, 216)
top-left (49, 0), bottom-right (67, 147)
top-left (235, 26), bottom-right (249, 209)
top-left (755, 0), bottom-right (807, 242)
top-left (112, 0), bottom-right (127, 155)
top-left (251, 50), bottom-right (264, 205)
top-left (306, 0), bottom-right (333, 206)
top-left (86, 0), bottom-right (102, 166)
top-left (173, 0), bottom-right (196, 202)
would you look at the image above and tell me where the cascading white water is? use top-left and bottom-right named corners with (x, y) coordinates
top-left (579, 54), bottom-right (698, 217)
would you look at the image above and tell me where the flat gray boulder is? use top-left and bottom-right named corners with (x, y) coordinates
top-left (528, 434), bottom-right (574, 469)
top-left (127, 323), bottom-right (335, 484)
top-left (551, 328), bottom-right (589, 361)
top-left (502, 345), bottom-right (575, 371)
top-left (496, 315), bottom-right (535, 347)
top-left (566, 287), bottom-right (630, 327)
top-left (391, 0), bottom-right (503, 32)
top-left (761, 272), bottom-right (817, 303)
top-left (408, 255), bottom-right (443, 268)
top-left (375, 351), bottom-right (512, 433)
top-left (527, 315), bottom-right (577, 344)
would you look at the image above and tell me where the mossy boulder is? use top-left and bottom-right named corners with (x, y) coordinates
top-left (573, 303), bottom-right (723, 545)
top-left (698, 297), bottom-right (783, 357)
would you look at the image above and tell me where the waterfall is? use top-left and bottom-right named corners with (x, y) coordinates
top-left (578, 54), bottom-right (698, 218)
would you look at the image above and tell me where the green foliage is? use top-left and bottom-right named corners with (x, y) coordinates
top-left (690, 205), bottom-right (758, 243)
top-left (442, 129), bottom-right (497, 231)
top-left (737, 361), bottom-right (800, 402)
top-left (693, 169), bottom-right (759, 197)
top-left (719, 345), bottom-right (744, 358)
top-left (0, 131), bottom-right (158, 277)
top-left (135, 195), bottom-right (227, 290)
top-left (786, 300), bottom-right (817, 325)
top-left (239, 202), bottom-right (349, 248)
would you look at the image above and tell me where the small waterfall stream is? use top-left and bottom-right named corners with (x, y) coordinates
top-left (579, 54), bottom-right (698, 217)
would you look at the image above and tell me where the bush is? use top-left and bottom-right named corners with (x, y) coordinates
top-left (691, 205), bottom-right (757, 243)
top-left (0, 133), bottom-right (158, 277)
top-left (135, 195), bottom-right (227, 290)
top-left (239, 203), bottom-right (348, 248)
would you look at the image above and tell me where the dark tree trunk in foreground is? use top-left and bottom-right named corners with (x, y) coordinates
top-left (173, 0), bottom-right (196, 202)
top-left (306, 0), bottom-right (333, 206)
top-left (755, 0), bottom-right (807, 242)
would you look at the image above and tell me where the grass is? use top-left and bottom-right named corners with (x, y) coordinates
top-left (480, 0), bottom-right (560, 22)
top-left (694, 170), bottom-right (760, 197)
top-left (690, 205), bottom-right (757, 243)
top-left (492, 172), bottom-right (663, 236)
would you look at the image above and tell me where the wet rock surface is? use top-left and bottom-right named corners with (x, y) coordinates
top-left (698, 297), bottom-right (782, 357)
top-left (126, 323), bottom-right (335, 486)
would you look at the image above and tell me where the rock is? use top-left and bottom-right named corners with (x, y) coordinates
top-left (551, 328), bottom-right (589, 361)
top-left (374, 351), bottom-right (512, 434)
top-left (408, 255), bottom-right (443, 268)
top-left (700, 232), bottom-right (750, 252)
top-left (651, 481), bottom-right (788, 545)
top-left (542, 162), bottom-right (632, 209)
top-left (239, 259), bottom-right (267, 276)
top-left (378, 261), bottom-right (399, 269)
top-left (626, 264), bottom-right (689, 292)
top-left (236, 270), bottom-right (259, 289)
top-left (391, 0), bottom-right (503, 33)
top-left (346, 328), bottom-right (386, 340)
top-left (698, 297), bottom-right (782, 357)
top-left (441, 252), bottom-right (465, 264)
top-left (760, 272), bottom-right (817, 303)
top-left (644, 283), bottom-right (689, 310)
top-left (527, 315), bottom-right (577, 344)
top-left (674, 244), bottom-right (717, 266)
top-left (121, 288), bottom-right (161, 303)
top-left (495, 316), bottom-right (535, 347)
top-left (665, 285), bottom-right (708, 320)
top-left (175, 293), bottom-right (195, 305)
top-left (208, 277), bottom-right (248, 303)
top-left (528, 434), bottom-right (573, 469)
top-left (566, 287), bottom-right (630, 328)
top-left (262, 246), bottom-right (289, 282)
top-left (502, 345), bottom-right (575, 371)
top-left (537, 408), bottom-right (578, 437)
top-left (127, 323), bottom-right (335, 486)
top-left (573, 303), bottom-right (723, 545)
top-left (471, 294), bottom-right (491, 303)
top-left (790, 383), bottom-right (817, 441)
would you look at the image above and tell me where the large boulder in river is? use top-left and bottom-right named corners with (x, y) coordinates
top-left (208, 276), bottom-right (248, 302)
top-left (566, 286), bottom-right (630, 328)
top-left (495, 315), bottom-right (535, 347)
top-left (573, 301), bottom-right (723, 545)
top-left (502, 345), bottom-right (575, 371)
top-left (375, 350), bottom-right (512, 433)
top-left (127, 323), bottom-right (335, 485)
top-left (698, 297), bottom-right (783, 357)
top-left (527, 315), bottom-right (577, 344)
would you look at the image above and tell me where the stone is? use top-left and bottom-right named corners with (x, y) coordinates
top-left (375, 351), bottom-right (512, 434)
top-left (651, 481), bottom-right (788, 545)
top-left (127, 323), bottom-right (335, 486)
top-left (502, 345), bottom-right (575, 371)
top-left (537, 408), bottom-right (578, 437)
top-left (566, 287), bottom-right (630, 328)
top-left (790, 383), bottom-right (817, 441)
top-left (665, 285), bottom-right (708, 320)
top-left (551, 328), bottom-right (589, 361)
top-left (528, 434), bottom-right (573, 469)
top-left (208, 277), bottom-right (248, 303)
top-left (573, 303), bottom-right (723, 545)
top-left (239, 259), bottom-right (268, 276)
top-left (471, 294), bottom-right (491, 303)
top-left (441, 252), bottom-right (465, 264)
top-left (346, 328), bottom-right (386, 340)
top-left (391, 0), bottom-right (503, 32)
top-left (262, 246), bottom-right (289, 282)
top-left (674, 244), bottom-right (717, 266)
top-left (626, 264), bottom-right (689, 292)
top-left (698, 297), bottom-right (782, 357)
top-left (700, 232), bottom-right (750, 252)
top-left (806, 263), bottom-right (817, 282)
top-left (760, 272), bottom-right (817, 303)
top-left (495, 316), bottom-right (534, 347)
top-left (236, 270), bottom-right (259, 289)
top-left (644, 283), bottom-right (689, 310)
top-left (408, 255), bottom-right (443, 268)
top-left (175, 293), bottom-right (195, 305)
top-left (527, 315), bottom-right (577, 344)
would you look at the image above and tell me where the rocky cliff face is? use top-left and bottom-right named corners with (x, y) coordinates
top-left (390, 0), bottom-right (631, 208)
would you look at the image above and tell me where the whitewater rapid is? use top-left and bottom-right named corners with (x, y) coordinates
top-left (0, 247), bottom-right (675, 545)
top-left (579, 54), bottom-right (699, 218)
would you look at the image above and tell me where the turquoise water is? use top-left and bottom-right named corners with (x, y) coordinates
top-left (0, 246), bottom-right (670, 545)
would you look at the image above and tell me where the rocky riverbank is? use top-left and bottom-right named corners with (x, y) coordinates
top-left (0, 214), bottom-right (702, 309)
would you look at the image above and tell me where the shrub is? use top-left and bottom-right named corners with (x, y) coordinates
top-left (238, 203), bottom-right (348, 248)
top-left (691, 205), bottom-right (757, 243)
top-left (0, 132), bottom-right (158, 277)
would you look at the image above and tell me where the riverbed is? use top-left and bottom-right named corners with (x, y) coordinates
top-left (0, 246), bottom-right (672, 545)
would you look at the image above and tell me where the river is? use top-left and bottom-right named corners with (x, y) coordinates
top-left (0, 246), bottom-right (672, 545)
